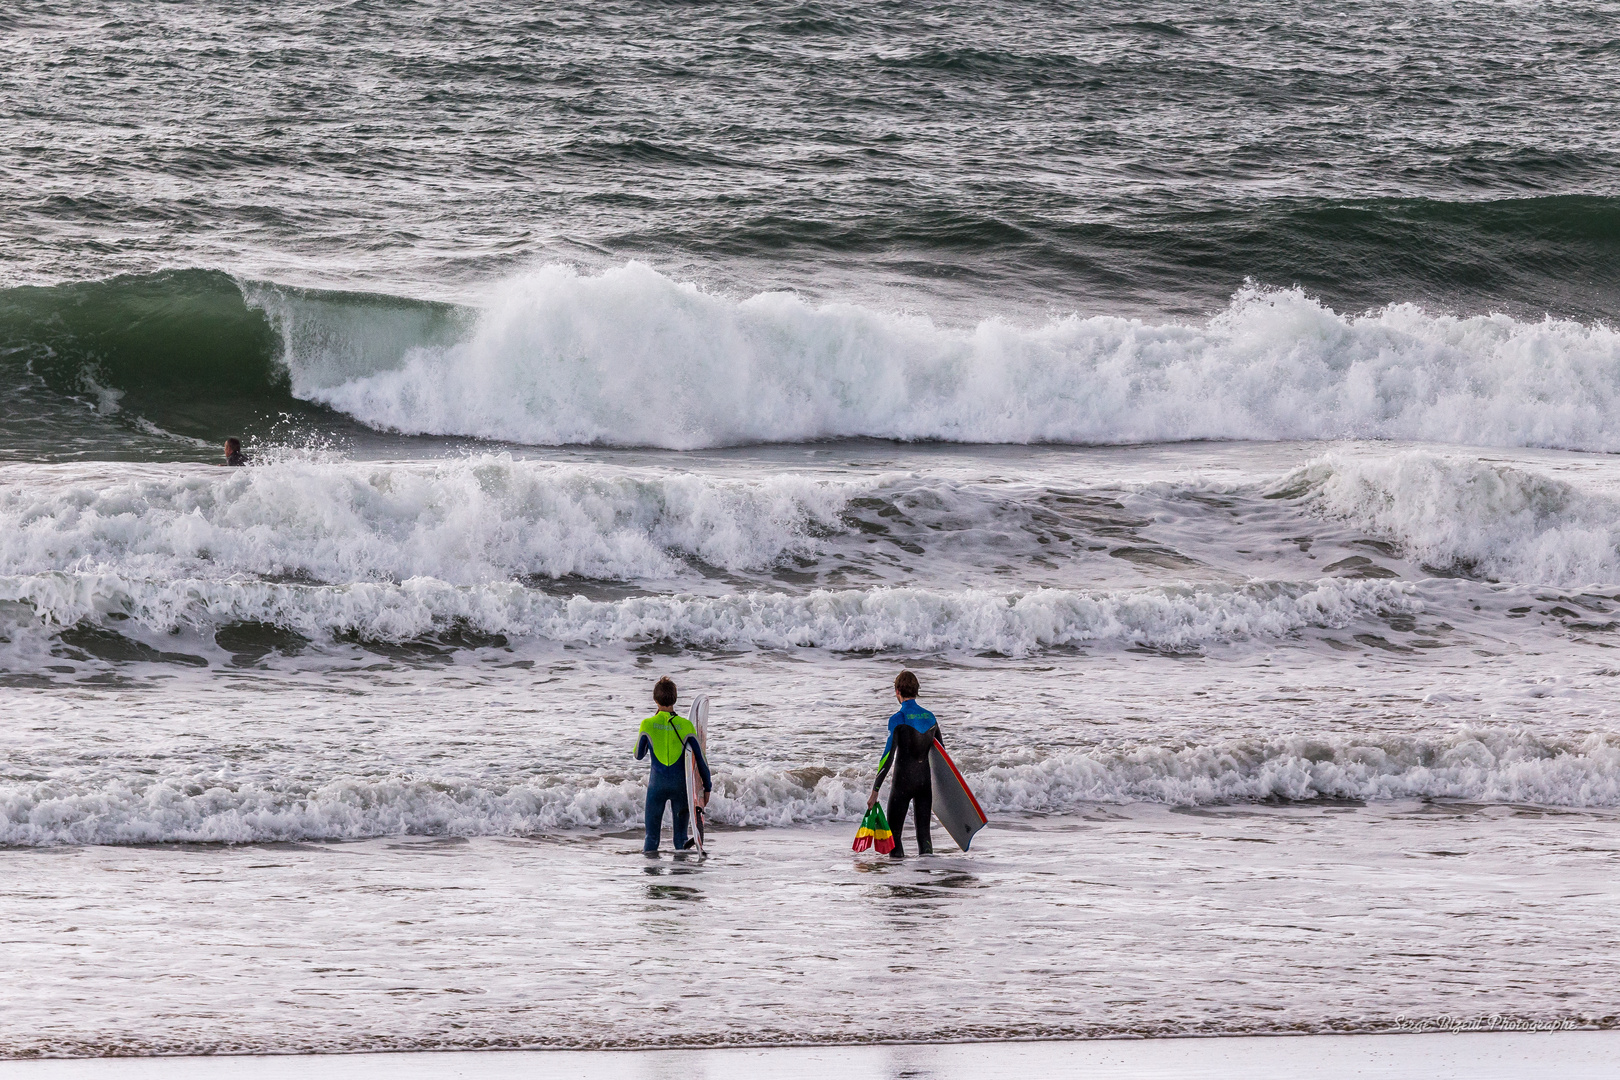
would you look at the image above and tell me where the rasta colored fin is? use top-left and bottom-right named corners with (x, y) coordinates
top-left (852, 805), bottom-right (895, 854)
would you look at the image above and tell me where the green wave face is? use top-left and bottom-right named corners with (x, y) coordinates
top-left (0, 269), bottom-right (467, 448)
top-left (0, 269), bottom-right (291, 441)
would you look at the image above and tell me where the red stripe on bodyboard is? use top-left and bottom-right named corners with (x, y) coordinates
top-left (935, 743), bottom-right (987, 824)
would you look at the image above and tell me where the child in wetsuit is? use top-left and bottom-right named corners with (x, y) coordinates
top-left (635, 676), bottom-right (711, 853)
top-left (867, 669), bottom-right (943, 857)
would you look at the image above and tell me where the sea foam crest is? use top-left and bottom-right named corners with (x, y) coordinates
top-left (1281, 451), bottom-right (1620, 587)
top-left (972, 729), bottom-right (1620, 809)
top-left (0, 575), bottom-right (1417, 656)
top-left (5, 729), bottom-right (1616, 846)
top-left (0, 457), bottom-right (849, 585)
top-left (269, 262), bottom-right (1620, 451)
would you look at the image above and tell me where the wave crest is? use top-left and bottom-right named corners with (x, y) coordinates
top-left (10, 266), bottom-right (1620, 453)
top-left (282, 262), bottom-right (1620, 450)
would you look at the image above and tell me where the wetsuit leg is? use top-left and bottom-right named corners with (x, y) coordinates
top-left (644, 772), bottom-right (687, 851)
top-left (913, 785), bottom-right (933, 855)
top-left (644, 785), bottom-right (668, 852)
top-left (886, 788), bottom-right (910, 858)
top-left (672, 798), bottom-right (691, 850)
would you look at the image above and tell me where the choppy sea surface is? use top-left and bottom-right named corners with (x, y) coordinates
top-left (3, 0), bottom-right (1620, 1057)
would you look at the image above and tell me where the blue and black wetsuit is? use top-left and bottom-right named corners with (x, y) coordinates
top-left (636, 710), bottom-right (711, 852)
top-left (873, 698), bottom-right (943, 857)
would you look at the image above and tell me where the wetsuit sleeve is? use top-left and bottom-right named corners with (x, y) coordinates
top-left (872, 729), bottom-right (897, 792)
top-left (686, 736), bottom-right (713, 792)
top-left (635, 733), bottom-right (651, 761)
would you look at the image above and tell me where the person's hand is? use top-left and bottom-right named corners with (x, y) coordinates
top-left (866, 789), bottom-right (878, 810)
top-left (698, 791), bottom-right (709, 809)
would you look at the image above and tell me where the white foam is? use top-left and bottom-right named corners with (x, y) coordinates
top-left (974, 729), bottom-right (1620, 809)
top-left (6, 728), bottom-right (1615, 846)
top-left (0, 457), bottom-right (850, 585)
top-left (1284, 451), bottom-right (1620, 586)
top-left (0, 574), bottom-right (1417, 655)
top-left (269, 262), bottom-right (1620, 451)
top-left (0, 773), bottom-right (653, 846)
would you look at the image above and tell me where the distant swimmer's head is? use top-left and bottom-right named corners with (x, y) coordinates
top-left (223, 438), bottom-right (245, 467)
top-left (653, 676), bottom-right (677, 709)
top-left (894, 670), bottom-right (919, 701)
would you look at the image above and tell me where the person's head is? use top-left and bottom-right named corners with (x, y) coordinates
top-left (224, 438), bottom-right (241, 456)
top-left (894, 669), bottom-right (919, 701)
top-left (653, 676), bottom-right (677, 709)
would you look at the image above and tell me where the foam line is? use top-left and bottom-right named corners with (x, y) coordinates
top-left (6, 729), bottom-right (1614, 846)
top-left (0, 574), bottom-right (1418, 656)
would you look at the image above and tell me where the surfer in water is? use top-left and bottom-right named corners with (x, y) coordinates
top-left (867, 669), bottom-right (943, 857)
top-left (221, 438), bottom-right (246, 466)
top-left (635, 677), bottom-right (711, 854)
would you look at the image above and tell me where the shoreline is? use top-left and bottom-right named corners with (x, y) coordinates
top-left (4, 1032), bottom-right (1618, 1079)
top-left (2, 1020), bottom-right (1603, 1060)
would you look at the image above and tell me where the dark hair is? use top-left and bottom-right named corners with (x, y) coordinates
top-left (224, 438), bottom-right (241, 453)
top-left (894, 670), bottom-right (919, 699)
top-left (653, 677), bottom-right (677, 708)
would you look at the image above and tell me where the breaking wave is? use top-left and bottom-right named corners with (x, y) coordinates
top-left (0, 575), bottom-right (1416, 657)
top-left (1281, 451), bottom-right (1620, 587)
top-left (5, 728), bottom-right (1615, 846)
top-left (0, 457), bottom-right (850, 585)
top-left (289, 263), bottom-right (1620, 450)
top-left (8, 264), bottom-right (1620, 451)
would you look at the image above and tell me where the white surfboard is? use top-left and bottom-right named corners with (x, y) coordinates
top-left (683, 695), bottom-right (710, 855)
top-left (928, 742), bottom-right (987, 852)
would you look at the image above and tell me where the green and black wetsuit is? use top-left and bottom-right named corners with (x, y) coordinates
top-left (636, 709), bottom-right (711, 852)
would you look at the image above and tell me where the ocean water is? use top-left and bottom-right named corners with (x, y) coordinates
top-left (4, 0), bottom-right (1620, 1057)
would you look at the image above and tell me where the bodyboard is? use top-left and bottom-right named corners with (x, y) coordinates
top-left (928, 742), bottom-right (987, 852)
top-left (683, 695), bottom-right (710, 854)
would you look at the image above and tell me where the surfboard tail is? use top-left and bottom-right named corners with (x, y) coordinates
top-left (937, 744), bottom-right (988, 823)
top-left (928, 743), bottom-right (988, 852)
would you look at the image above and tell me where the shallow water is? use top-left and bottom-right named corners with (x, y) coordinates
top-left (6, 806), bottom-right (1617, 1055)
